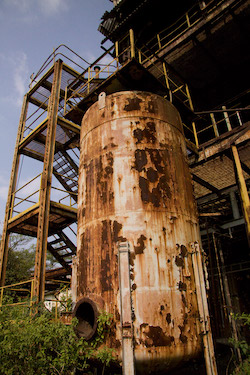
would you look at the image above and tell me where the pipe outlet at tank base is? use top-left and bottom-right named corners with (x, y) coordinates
top-left (72, 297), bottom-right (98, 340)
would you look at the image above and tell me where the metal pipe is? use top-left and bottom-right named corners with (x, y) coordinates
top-left (222, 106), bottom-right (232, 131)
top-left (216, 238), bottom-right (242, 362)
top-left (210, 113), bottom-right (219, 137)
top-left (129, 29), bottom-right (135, 59)
top-left (190, 242), bottom-right (218, 375)
top-left (230, 191), bottom-right (240, 220)
top-left (118, 242), bottom-right (135, 375)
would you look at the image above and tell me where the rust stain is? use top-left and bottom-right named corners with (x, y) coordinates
top-left (133, 122), bottom-right (156, 144)
top-left (141, 324), bottom-right (174, 347)
top-left (178, 281), bottom-right (187, 291)
top-left (146, 167), bottom-right (158, 183)
top-left (180, 244), bottom-right (188, 257)
top-left (113, 221), bottom-right (126, 242)
top-left (78, 91), bottom-right (202, 370)
top-left (124, 97), bottom-right (142, 111)
top-left (166, 313), bottom-right (171, 324)
top-left (175, 255), bottom-right (184, 267)
top-left (134, 234), bottom-right (147, 255)
top-left (134, 149), bottom-right (147, 171)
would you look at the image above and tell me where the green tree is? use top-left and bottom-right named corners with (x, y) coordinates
top-left (5, 234), bottom-right (36, 285)
top-left (3, 233), bottom-right (62, 286)
top-left (229, 313), bottom-right (250, 375)
top-left (0, 306), bottom-right (115, 375)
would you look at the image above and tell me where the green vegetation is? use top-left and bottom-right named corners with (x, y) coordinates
top-left (0, 234), bottom-right (115, 374)
top-left (5, 234), bottom-right (57, 286)
top-left (0, 304), bottom-right (115, 375)
top-left (5, 234), bottom-right (36, 285)
top-left (229, 313), bottom-right (250, 375)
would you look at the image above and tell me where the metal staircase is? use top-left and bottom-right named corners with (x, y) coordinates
top-left (47, 230), bottom-right (77, 272)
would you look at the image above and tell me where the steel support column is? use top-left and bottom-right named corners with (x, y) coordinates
top-left (0, 94), bottom-right (28, 286)
top-left (231, 144), bottom-right (250, 246)
top-left (33, 60), bottom-right (63, 302)
top-left (189, 242), bottom-right (218, 375)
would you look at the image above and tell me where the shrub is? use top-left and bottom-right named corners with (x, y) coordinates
top-left (0, 304), bottom-right (115, 375)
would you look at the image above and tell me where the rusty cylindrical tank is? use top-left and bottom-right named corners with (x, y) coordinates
top-left (74, 91), bottom-right (202, 373)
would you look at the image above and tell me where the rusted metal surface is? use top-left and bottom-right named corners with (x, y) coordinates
top-left (76, 91), bottom-right (202, 373)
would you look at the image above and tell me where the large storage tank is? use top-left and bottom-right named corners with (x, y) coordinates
top-left (74, 91), bottom-right (202, 373)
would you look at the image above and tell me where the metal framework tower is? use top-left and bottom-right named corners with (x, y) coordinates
top-left (0, 1), bottom-right (249, 373)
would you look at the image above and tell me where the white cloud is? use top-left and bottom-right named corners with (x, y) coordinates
top-left (0, 52), bottom-right (29, 107)
top-left (3, 0), bottom-right (69, 17)
top-left (13, 52), bottom-right (29, 106)
top-left (39, 0), bottom-right (69, 15)
top-left (3, 0), bottom-right (31, 12)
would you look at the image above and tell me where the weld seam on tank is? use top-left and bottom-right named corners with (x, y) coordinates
top-left (78, 212), bottom-right (199, 228)
top-left (81, 116), bottom-right (183, 141)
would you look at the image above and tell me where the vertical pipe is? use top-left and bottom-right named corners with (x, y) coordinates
top-left (0, 94), bottom-right (28, 287)
top-left (87, 67), bottom-right (91, 94)
top-left (33, 60), bottom-right (63, 302)
top-left (129, 29), bottom-right (135, 59)
top-left (205, 224), bottom-right (221, 336)
top-left (217, 238), bottom-right (242, 362)
top-left (185, 84), bottom-right (199, 147)
top-left (192, 122), bottom-right (199, 148)
top-left (236, 111), bottom-right (243, 127)
top-left (210, 113), bottom-right (219, 137)
top-left (231, 145), bottom-right (250, 246)
top-left (162, 62), bottom-right (172, 103)
top-left (115, 41), bottom-right (119, 68)
top-left (63, 86), bottom-right (68, 116)
top-left (212, 234), bottom-right (227, 319)
top-left (222, 106), bottom-right (232, 131)
top-left (157, 34), bottom-right (162, 49)
top-left (118, 242), bottom-right (135, 375)
top-left (230, 191), bottom-right (240, 220)
top-left (189, 242), bottom-right (218, 375)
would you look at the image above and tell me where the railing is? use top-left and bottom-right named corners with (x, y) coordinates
top-left (192, 107), bottom-right (247, 147)
top-left (44, 281), bottom-right (71, 321)
top-left (24, 2), bottom-right (246, 151)
top-left (52, 185), bottom-right (77, 208)
top-left (11, 173), bottom-right (42, 217)
top-left (63, 30), bottom-right (137, 116)
top-left (29, 44), bottom-right (90, 89)
top-left (63, 46), bottom-right (121, 115)
top-left (0, 279), bottom-right (72, 322)
top-left (139, 0), bottom-right (227, 63)
top-left (10, 173), bottom-right (77, 218)
top-left (0, 279), bottom-right (34, 308)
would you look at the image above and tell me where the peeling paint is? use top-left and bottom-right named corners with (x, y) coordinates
top-left (77, 91), bottom-right (202, 372)
top-left (134, 234), bottom-right (147, 255)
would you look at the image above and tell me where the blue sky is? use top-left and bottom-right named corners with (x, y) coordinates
top-left (0, 0), bottom-right (113, 225)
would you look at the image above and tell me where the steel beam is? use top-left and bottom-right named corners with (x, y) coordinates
top-left (231, 144), bottom-right (250, 246)
top-left (33, 60), bottom-right (63, 302)
top-left (0, 95), bottom-right (28, 286)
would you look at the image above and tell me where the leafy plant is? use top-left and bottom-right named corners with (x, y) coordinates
top-left (229, 313), bottom-right (250, 375)
top-left (0, 304), bottom-right (115, 375)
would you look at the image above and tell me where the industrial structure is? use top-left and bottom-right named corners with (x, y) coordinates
top-left (0, 0), bottom-right (249, 374)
